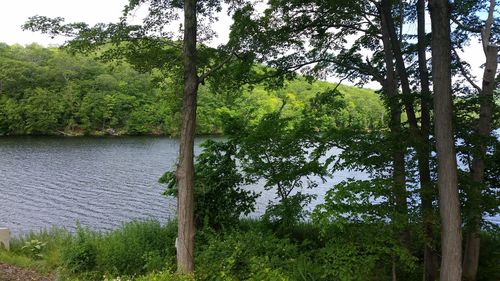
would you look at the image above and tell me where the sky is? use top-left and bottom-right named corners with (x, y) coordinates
top-left (1, 0), bottom-right (131, 46)
top-left (0, 0), bottom-right (488, 89)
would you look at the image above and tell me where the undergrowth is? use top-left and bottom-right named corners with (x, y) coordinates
top-left (0, 219), bottom-right (498, 281)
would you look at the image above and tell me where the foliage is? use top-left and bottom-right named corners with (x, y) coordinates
top-left (454, 91), bottom-right (500, 225)
top-left (4, 0), bottom-right (497, 279)
top-left (0, 43), bottom-right (385, 136)
top-left (477, 226), bottom-right (500, 281)
top-left (9, 227), bottom-right (73, 270)
top-left (21, 239), bottom-right (47, 260)
top-left (226, 96), bottom-right (333, 227)
top-left (195, 227), bottom-right (299, 280)
top-left (160, 139), bottom-right (258, 230)
top-left (2, 219), bottom-right (500, 280)
top-left (59, 221), bottom-right (177, 277)
top-left (62, 226), bottom-right (98, 273)
top-left (133, 269), bottom-right (195, 281)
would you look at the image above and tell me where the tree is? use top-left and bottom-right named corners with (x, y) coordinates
top-left (460, 1), bottom-right (498, 279)
top-left (175, 0), bottom-right (198, 273)
top-left (416, 0), bottom-right (438, 279)
top-left (230, 3), bottom-right (429, 277)
top-left (23, 0), bottom-right (254, 273)
top-left (233, 103), bottom-right (328, 228)
top-left (429, 0), bottom-right (462, 280)
top-left (379, 0), bottom-right (411, 250)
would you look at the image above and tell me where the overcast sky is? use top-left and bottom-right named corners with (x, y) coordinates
top-left (0, 0), bottom-right (487, 89)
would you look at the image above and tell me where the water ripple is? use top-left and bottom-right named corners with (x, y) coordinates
top-left (1, 136), bottom-right (497, 236)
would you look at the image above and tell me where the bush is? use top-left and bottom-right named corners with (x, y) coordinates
top-left (160, 140), bottom-right (258, 230)
top-left (262, 193), bottom-right (315, 229)
top-left (477, 227), bottom-right (500, 281)
top-left (10, 227), bottom-right (73, 269)
top-left (6, 219), bottom-right (499, 281)
top-left (57, 220), bottom-right (177, 277)
top-left (62, 226), bottom-right (98, 273)
top-left (94, 220), bottom-right (176, 275)
top-left (195, 228), bottom-right (300, 280)
top-left (21, 239), bottom-right (47, 260)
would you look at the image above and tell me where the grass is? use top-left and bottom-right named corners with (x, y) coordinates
top-left (0, 219), bottom-right (498, 281)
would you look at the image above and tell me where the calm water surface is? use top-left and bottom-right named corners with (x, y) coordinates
top-left (0, 136), bottom-right (496, 235)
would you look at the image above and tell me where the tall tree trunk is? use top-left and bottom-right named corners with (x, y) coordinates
top-left (429, 1), bottom-right (462, 280)
top-left (462, 2), bottom-right (498, 279)
top-left (176, 0), bottom-right (198, 274)
top-left (380, 0), bottom-right (419, 131)
top-left (417, 1), bottom-right (439, 280)
top-left (383, 0), bottom-right (442, 277)
top-left (462, 42), bottom-right (498, 281)
top-left (380, 3), bottom-right (410, 250)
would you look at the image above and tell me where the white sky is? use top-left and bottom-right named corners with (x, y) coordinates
top-left (0, 0), bottom-right (487, 89)
top-left (0, 0), bottom-right (130, 46)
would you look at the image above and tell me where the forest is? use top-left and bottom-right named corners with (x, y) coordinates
top-left (0, 43), bottom-right (385, 136)
top-left (0, 0), bottom-right (499, 281)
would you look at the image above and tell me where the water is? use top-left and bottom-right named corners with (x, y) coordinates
top-left (0, 136), bottom-right (191, 235)
top-left (0, 136), bottom-right (496, 235)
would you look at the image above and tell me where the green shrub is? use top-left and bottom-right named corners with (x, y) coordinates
top-left (21, 239), bottom-right (47, 259)
top-left (5, 219), bottom-right (498, 281)
top-left (195, 228), bottom-right (299, 280)
top-left (55, 220), bottom-right (177, 277)
top-left (7, 227), bottom-right (72, 271)
top-left (160, 140), bottom-right (258, 230)
top-left (62, 226), bottom-right (98, 273)
top-left (94, 220), bottom-right (176, 275)
top-left (246, 257), bottom-right (290, 281)
top-left (477, 227), bottom-right (500, 281)
top-left (262, 193), bottom-right (315, 230)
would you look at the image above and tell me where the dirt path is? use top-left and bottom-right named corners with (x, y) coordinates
top-left (0, 263), bottom-right (55, 281)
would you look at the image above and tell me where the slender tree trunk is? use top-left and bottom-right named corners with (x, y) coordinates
top-left (462, 44), bottom-right (498, 281)
top-left (380, 4), bottom-right (410, 250)
top-left (380, 0), bottom-right (419, 131)
top-left (176, 0), bottom-right (198, 274)
top-left (429, 1), bottom-right (462, 280)
top-left (417, 1), bottom-right (439, 280)
top-left (462, 2), bottom-right (497, 279)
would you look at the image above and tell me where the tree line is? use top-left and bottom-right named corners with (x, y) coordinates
top-left (0, 43), bottom-right (385, 136)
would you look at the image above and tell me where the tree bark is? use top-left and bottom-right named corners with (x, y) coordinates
top-left (429, 1), bottom-right (462, 280)
top-left (380, 3), bottom-right (410, 249)
top-left (462, 44), bottom-right (498, 281)
top-left (176, 0), bottom-right (198, 274)
top-left (380, 0), bottom-right (419, 131)
top-left (417, 1), bottom-right (439, 280)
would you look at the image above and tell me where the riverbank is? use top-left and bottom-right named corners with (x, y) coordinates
top-left (0, 220), bottom-right (498, 281)
top-left (0, 128), bottom-right (223, 137)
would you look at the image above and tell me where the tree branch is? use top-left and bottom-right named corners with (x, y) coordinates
top-left (332, 70), bottom-right (355, 92)
top-left (481, 0), bottom-right (496, 53)
top-left (450, 17), bottom-right (482, 33)
top-left (198, 52), bottom-right (235, 84)
top-left (452, 48), bottom-right (482, 92)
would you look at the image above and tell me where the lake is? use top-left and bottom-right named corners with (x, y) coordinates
top-left (0, 136), bottom-right (497, 235)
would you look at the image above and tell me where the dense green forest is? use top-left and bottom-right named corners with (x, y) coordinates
top-left (0, 43), bottom-right (385, 136)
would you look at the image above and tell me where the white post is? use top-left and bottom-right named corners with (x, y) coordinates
top-left (0, 228), bottom-right (10, 251)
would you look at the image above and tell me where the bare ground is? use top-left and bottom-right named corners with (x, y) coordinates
top-left (0, 263), bottom-right (55, 281)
